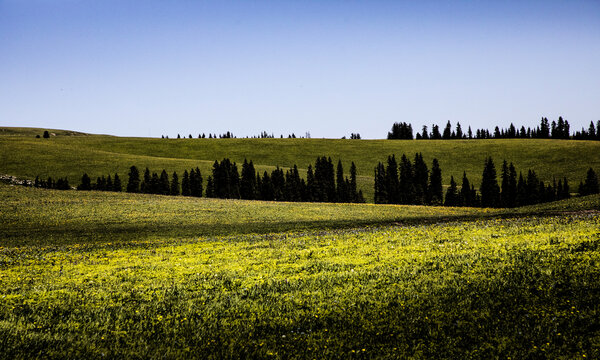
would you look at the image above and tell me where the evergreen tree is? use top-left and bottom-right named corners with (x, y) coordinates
top-left (150, 172), bottom-right (160, 194)
top-left (260, 172), bottom-right (274, 200)
top-left (140, 168), bottom-right (151, 193)
top-left (240, 159), bottom-right (257, 200)
top-left (398, 154), bottom-right (415, 204)
top-left (480, 157), bottom-right (500, 207)
top-left (516, 172), bottom-right (527, 206)
top-left (459, 172), bottom-right (473, 206)
top-left (106, 175), bottom-right (113, 192)
top-left (455, 122), bottom-right (463, 139)
top-left (580, 168), bottom-right (600, 195)
top-left (349, 162), bottom-right (359, 202)
top-left (442, 121), bottom-right (452, 139)
top-left (126, 166), bottom-right (140, 193)
top-left (170, 171), bottom-right (180, 196)
top-left (413, 153), bottom-right (429, 204)
top-left (113, 173), bottom-right (122, 192)
top-left (306, 165), bottom-right (315, 202)
top-left (560, 177), bottom-right (570, 199)
top-left (428, 159), bottom-right (443, 205)
top-left (385, 155), bottom-right (400, 203)
top-left (190, 167), bottom-right (203, 197)
top-left (77, 173), bottom-right (92, 190)
top-left (205, 176), bottom-right (215, 197)
top-left (431, 125), bottom-right (442, 139)
top-left (181, 170), bottom-right (190, 196)
top-left (444, 176), bottom-right (458, 206)
top-left (374, 162), bottom-right (387, 204)
top-left (336, 160), bottom-right (346, 202)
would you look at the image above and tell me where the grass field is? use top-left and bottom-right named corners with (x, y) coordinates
top-left (2, 126), bottom-right (599, 201)
top-left (1, 185), bottom-right (600, 358)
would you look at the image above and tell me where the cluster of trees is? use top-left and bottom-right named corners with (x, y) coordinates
top-left (373, 155), bottom-right (598, 208)
top-left (205, 157), bottom-right (364, 203)
top-left (465, 158), bottom-right (573, 208)
top-left (71, 160), bottom-right (599, 207)
top-left (77, 173), bottom-right (122, 192)
top-left (388, 117), bottom-right (600, 141)
top-left (34, 176), bottom-right (71, 190)
top-left (161, 132), bottom-right (314, 139)
top-left (374, 153), bottom-right (443, 204)
top-left (117, 157), bottom-right (365, 203)
top-left (578, 168), bottom-right (600, 196)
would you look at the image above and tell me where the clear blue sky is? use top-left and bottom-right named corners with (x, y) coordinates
top-left (1, 0), bottom-right (599, 138)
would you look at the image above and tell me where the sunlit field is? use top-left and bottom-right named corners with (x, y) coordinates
top-left (1, 185), bottom-right (599, 358)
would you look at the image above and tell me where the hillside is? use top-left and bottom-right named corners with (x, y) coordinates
top-left (2, 126), bottom-right (599, 201)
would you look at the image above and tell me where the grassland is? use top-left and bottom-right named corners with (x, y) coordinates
top-left (1, 185), bottom-right (600, 358)
top-left (2, 126), bottom-right (599, 201)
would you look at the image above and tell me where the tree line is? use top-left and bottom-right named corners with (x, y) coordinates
top-left (388, 117), bottom-right (600, 141)
top-left (373, 154), bottom-right (599, 208)
top-left (109, 157), bottom-right (364, 203)
top-left (63, 158), bottom-right (600, 207)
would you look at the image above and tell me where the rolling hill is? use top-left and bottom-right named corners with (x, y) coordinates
top-left (1, 126), bottom-right (599, 201)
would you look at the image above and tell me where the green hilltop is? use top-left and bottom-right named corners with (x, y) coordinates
top-left (1, 126), bottom-right (599, 201)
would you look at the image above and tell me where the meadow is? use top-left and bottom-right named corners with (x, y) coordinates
top-left (2, 127), bottom-right (600, 201)
top-left (1, 184), bottom-right (599, 358)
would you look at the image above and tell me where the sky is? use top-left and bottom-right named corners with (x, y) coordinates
top-left (1, 0), bottom-right (599, 138)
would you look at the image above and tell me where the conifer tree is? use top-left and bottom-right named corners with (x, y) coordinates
top-left (205, 176), bottom-right (215, 197)
top-left (444, 176), bottom-right (458, 206)
top-left (413, 153), bottom-right (429, 204)
top-left (240, 159), bottom-right (257, 200)
top-left (140, 168), bottom-right (151, 193)
top-left (150, 172), bottom-right (160, 194)
top-left (349, 162), bottom-right (358, 202)
top-left (126, 166), bottom-right (140, 193)
top-left (459, 172), bottom-right (473, 206)
top-left (306, 165), bottom-right (315, 202)
top-left (442, 121), bottom-right (452, 139)
top-left (428, 159), bottom-right (443, 205)
top-left (106, 175), bottom-right (113, 191)
top-left (384, 155), bottom-right (400, 203)
top-left (260, 171), bottom-right (274, 200)
top-left (516, 172), bottom-right (527, 206)
top-left (480, 157), bottom-right (500, 208)
top-left (374, 162), bottom-right (387, 204)
top-left (580, 168), bottom-right (599, 195)
top-left (336, 160), bottom-right (346, 202)
top-left (431, 125), bottom-right (441, 139)
top-left (181, 170), bottom-right (190, 196)
top-left (113, 173), bottom-right (122, 192)
top-left (561, 177), bottom-right (570, 199)
top-left (170, 171), bottom-right (180, 196)
top-left (77, 173), bottom-right (92, 190)
top-left (398, 154), bottom-right (415, 204)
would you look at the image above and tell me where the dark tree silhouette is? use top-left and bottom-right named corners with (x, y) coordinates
top-left (126, 166), bottom-right (140, 193)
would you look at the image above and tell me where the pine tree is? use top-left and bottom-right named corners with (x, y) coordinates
top-left (113, 173), bottom-right (122, 192)
top-left (480, 157), bottom-right (500, 208)
top-left (205, 176), bottom-right (215, 197)
top-left (150, 172), bottom-right (160, 194)
top-left (349, 162), bottom-right (359, 202)
top-left (240, 159), bottom-right (257, 200)
top-left (336, 160), bottom-right (346, 202)
top-left (306, 165), bottom-right (315, 202)
top-left (398, 154), bottom-right (415, 204)
top-left (374, 162), bottom-right (387, 204)
top-left (181, 170), bottom-right (190, 196)
top-left (580, 168), bottom-right (600, 195)
top-left (106, 175), bottom-right (113, 192)
top-left (442, 121), bottom-right (452, 139)
top-left (428, 159), bottom-right (443, 205)
top-left (140, 168), bottom-right (151, 193)
top-left (126, 166), bottom-right (140, 193)
top-left (413, 153), bottom-right (429, 204)
top-left (77, 173), bottom-right (92, 190)
top-left (459, 172), bottom-right (472, 206)
top-left (385, 155), bottom-right (400, 203)
top-left (170, 171), bottom-right (180, 195)
top-left (444, 176), bottom-right (458, 206)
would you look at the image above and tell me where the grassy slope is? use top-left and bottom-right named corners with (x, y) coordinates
top-left (2, 184), bottom-right (598, 247)
top-left (1, 185), bottom-right (599, 358)
top-left (2, 126), bottom-right (600, 201)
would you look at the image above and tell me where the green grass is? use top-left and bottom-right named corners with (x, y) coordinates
top-left (2, 126), bottom-right (599, 201)
top-left (1, 185), bottom-right (599, 358)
